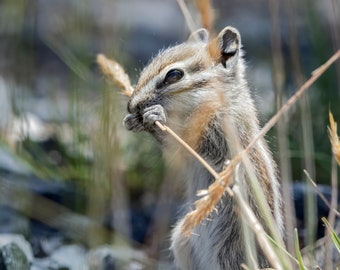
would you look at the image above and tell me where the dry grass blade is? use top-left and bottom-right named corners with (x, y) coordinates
top-left (155, 121), bottom-right (220, 179)
top-left (176, 0), bottom-right (197, 34)
top-left (233, 185), bottom-right (284, 270)
top-left (96, 54), bottom-right (134, 97)
top-left (326, 111), bottom-right (339, 269)
top-left (196, 0), bottom-right (215, 35)
top-left (244, 49), bottom-right (340, 155)
top-left (304, 169), bottom-right (340, 216)
top-left (328, 111), bottom-right (340, 165)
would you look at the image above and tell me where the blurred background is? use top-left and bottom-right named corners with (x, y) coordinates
top-left (0, 0), bottom-right (339, 269)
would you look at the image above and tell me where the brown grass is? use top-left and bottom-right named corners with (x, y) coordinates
top-left (96, 54), bottom-right (134, 97)
top-left (180, 160), bottom-right (236, 236)
top-left (328, 111), bottom-right (340, 165)
top-left (196, 0), bottom-right (215, 35)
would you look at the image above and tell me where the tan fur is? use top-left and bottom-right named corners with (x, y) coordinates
top-left (182, 97), bottom-right (223, 150)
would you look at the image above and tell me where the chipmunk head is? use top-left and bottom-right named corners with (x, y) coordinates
top-left (127, 26), bottom-right (243, 117)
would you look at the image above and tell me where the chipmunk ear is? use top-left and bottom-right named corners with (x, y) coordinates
top-left (188, 28), bottom-right (209, 44)
top-left (208, 26), bottom-right (241, 69)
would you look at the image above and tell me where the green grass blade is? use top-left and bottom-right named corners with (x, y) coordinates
top-left (294, 228), bottom-right (306, 270)
top-left (322, 217), bottom-right (340, 254)
top-left (266, 233), bottom-right (299, 265)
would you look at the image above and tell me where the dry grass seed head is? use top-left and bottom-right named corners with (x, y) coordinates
top-left (181, 160), bottom-right (236, 236)
top-left (96, 54), bottom-right (134, 97)
top-left (328, 111), bottom-right (340, 165)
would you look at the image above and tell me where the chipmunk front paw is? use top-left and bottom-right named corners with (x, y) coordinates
top-left (124, 104), bottom-right (166, 133)
top-left (142, 104), bottom-right (166, 128)
top-left (123, 114), bottom-right (144, 132)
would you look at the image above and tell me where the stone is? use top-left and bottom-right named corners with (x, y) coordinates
top-left (0, 234), bottom-right (33, 264)
top-left (0, 242), bottom-right (29, 270)
top-left (50, 245), bottom-right (88, 270)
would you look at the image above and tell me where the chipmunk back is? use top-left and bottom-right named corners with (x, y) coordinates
top-left (124, 26), bottom-right (283, 270)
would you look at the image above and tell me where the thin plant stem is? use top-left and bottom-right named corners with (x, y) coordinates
top-left (325, 157), bottom-right (338, 269)
top-left (155, 121), bottom-right (219, 180)
top-left (233, 185), bottom-right (284, 270)
top-left (285, 0), bottom-right (317, 249)
top-left (325, 0), bottom-right (340, 96)
top-left (266, 233), bottom-right (300, 265)
top-left (304, 169), bottom-right (340, 217)
top-left (176, 0), bottom-right (197, 34)
top-left (195, 0), bottom-right (215, 35)
top-left (268, 0), bottom-right (295, 256)
top-left (244, 49), bottom-right (340, 155)
top-left (294, 228), bottom-right (307, 270)
top-left (326, 111), bottom-right (340, 268)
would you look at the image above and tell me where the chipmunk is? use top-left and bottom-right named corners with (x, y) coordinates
top-left (124, 26), bottom-right (283, 270)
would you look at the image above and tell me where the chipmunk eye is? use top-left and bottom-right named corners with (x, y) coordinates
top-left (163, 69), bottom-right (184, 85)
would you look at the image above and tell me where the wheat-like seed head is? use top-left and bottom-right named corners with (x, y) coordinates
top-left (328, 111), bottom-right (340, 165)
top-left (181, 159), bottom-right (237, 236)
top-left (96, 54), bottom-right (134, 97)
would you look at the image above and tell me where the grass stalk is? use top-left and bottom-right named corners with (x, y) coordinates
top-left (284, 0), bottom-right (318, 249)
top-left (195, 0), bottom-right (215, 35)
top-left (155, 121), bottom-right (220, 180)
top-left (326, 111), bottom-right (340, 268)
top-left (176, 0), bottom-right (197, 34)
top-left (233, 185), bottom-right (284, 270)
top-left (244, 49), bottom-right (340, 155)
top-left (304, 169), bottom-right (340, 217)
top-left (294, 228), bottom-right (307, 270)
top-left (268, 0), bottom-right (296, 256)
top-left (322, 217), bottom-right (340, 254)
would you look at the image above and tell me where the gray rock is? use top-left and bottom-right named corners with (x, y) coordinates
top-left (87, 246), bottom-right (116, 270)
top-left (87, 246), bottom-right (148, 270)
top-left (0, 234), bottom-right (33, 264)
top-left (0, 242), bottom-right (29, 270)
top-left (50, 245), bottom-right (88, 270)
top-left (31, 257), bottom-right (69, 270)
